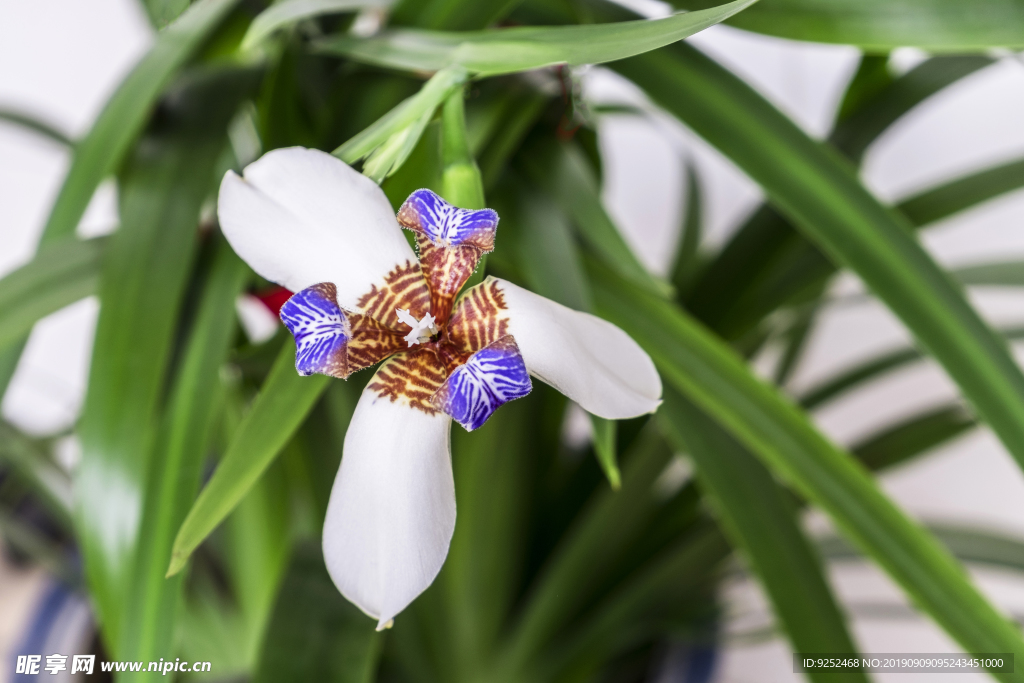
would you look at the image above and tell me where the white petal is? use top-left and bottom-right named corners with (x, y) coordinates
top-left (322, 387), bottom-right (455, 629)
top-left (493, 277), bottom-right (662, 419)
top-left (218, 147), bottom-right (418, 311)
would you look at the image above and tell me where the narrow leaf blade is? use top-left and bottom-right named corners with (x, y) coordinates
top-left (39, 0), bottom-right (241, 248)
top-left (670, 0), bottom-right (1024, 50)
top-left (315, 0), bottom-right (758, 75)
top-left (0, 107), bottom-right (74, 147)
top-left (0, 238), bottom-right (104, 352)
top-left (591, 267), bottom-right (1024, 673)
top-left (76, 68), bottom-right (253, 646)
top-left (616, 43), bottom-right (1024, 497)
top-left (660, 392), bottom-right (865, 681)
top-left (167, 343), bottom-right (329, 577)
top-left (119, 238), bottom-right (250, 672)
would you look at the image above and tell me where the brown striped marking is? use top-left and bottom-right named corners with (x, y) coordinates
top-left (446, 279), bottom-right (510, 356)
top-left (355, 260), bottom-right (431, 330)
top-left (344, 313), bottom-right (406, 377)
top-left (366, 347), bottom-right (448, 414)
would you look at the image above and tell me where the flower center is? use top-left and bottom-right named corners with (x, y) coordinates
top-left (396, 308), bottom-right (439, 347)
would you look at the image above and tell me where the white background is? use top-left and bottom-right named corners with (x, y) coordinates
top-left (3, 1), bottom-right (1024, 681)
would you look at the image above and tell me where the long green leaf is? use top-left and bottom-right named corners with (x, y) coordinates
top-left (685, 145), bottom-right (1024, 342)
top-left (223, 452), bottom-right (292, 668)
top-left (897, 156), bottom-right (1024, 228)
top-left (950, 260), bottom-right (1024, 287)
top-left (660, 392), bottom-right (865, 681)
top-left (0, 238), bottom-right (104, 353)
top-left (332, 66), bottom-right (469, 184)
top-left (670, 159), bottom-right (703, 296)
top-left (119, 238), bottom-right (249, 676)
top-left (390, 0), bottom-right (520, 31)
top-left (800, 324), bottom-right (1024, 410)
top-left (0, 16), bottom-right (242, 400)
top-left (773, 285), bottom-right (825, 385)
top-left (333, 65), bottom-right (468, 165)
top-left (591, 267), bottom-right (1024, 677)
top-left (616, 43), bottom-right (1024, 489)
top-left (75, 67), bottom-right (251, 650)
top-left (833, 56), bottom-right (992, 163)
top-left (0, 107), bottom-right (74, 147)
top-left (670, 0), bottom-right (1024, 50)
top-left (685, 55), bottom-right (993, 339)
top-left (242, 0), bottom-right (389, 51)
top-left (835, 54), bottom-right (893, 124)
top-left (314, 0), bottom-right (758, 76)
top-left (801, 347), bottom-right (925, 411)
top-left (852, 405), bottom-right (976, 472)
top-left (821, 524), bottom-right (1024, 577)
top-left (167, 343), bottom-right (329, 577)
top-left (39, 0), bottom-right (241, 249)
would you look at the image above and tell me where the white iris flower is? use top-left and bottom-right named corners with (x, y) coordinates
top-left (217, 147), bottom-right (662, 630)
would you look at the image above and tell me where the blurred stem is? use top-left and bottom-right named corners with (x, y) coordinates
top-left (441, 87), bottom-right (485, 209)
top-left (773, 281), bottom-right (827, 386)
top-left (441, 87), bottom-right (489, 290)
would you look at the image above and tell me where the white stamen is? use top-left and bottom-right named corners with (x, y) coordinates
top-left (396, 308), bottom-right (438, 346)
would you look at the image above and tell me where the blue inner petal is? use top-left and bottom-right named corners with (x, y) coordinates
top-left (404, 189), bottom-right (497, 248)
top-left (434, 336), bottom-right (532, 431)
top-left (280, 283), bottom-right (350, 377)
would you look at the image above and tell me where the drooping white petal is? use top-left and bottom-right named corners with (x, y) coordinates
top-left (322, 386), bottom-right (455, 629)
top-left (218, 146), bottom-right (419, 311)
top-left (492, 277), bottom-right (662, 419)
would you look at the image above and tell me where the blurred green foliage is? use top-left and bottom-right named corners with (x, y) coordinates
top-left (5, 0), bottom-right (1024, 681)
